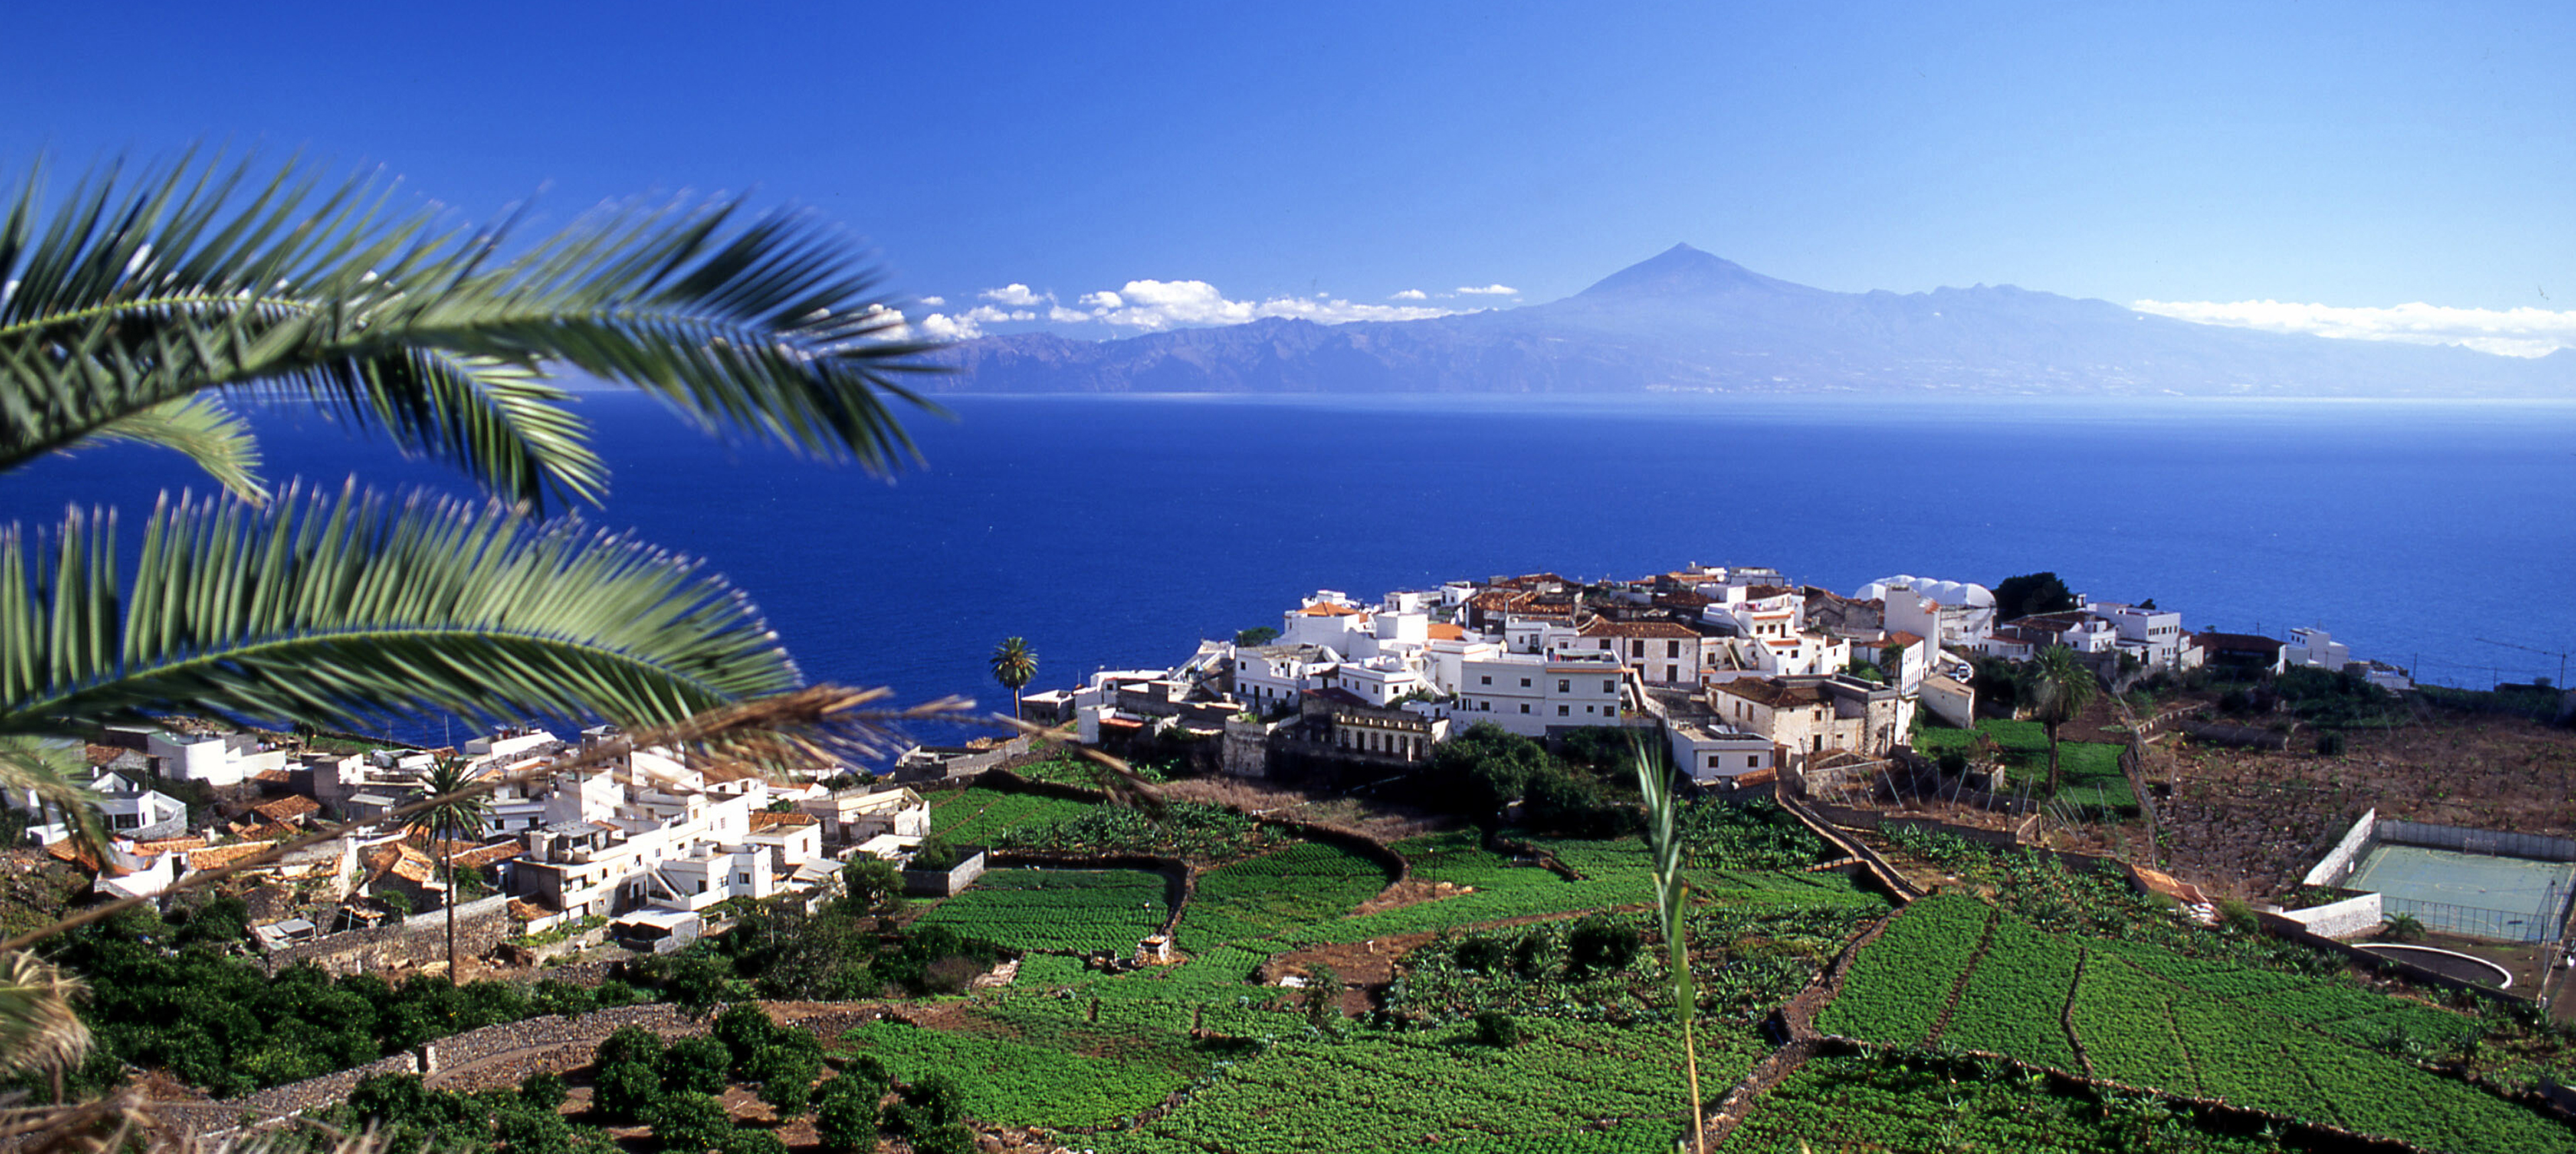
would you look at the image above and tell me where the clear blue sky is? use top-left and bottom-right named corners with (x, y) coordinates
top-left (5, 2), bottom-right (2569, 328)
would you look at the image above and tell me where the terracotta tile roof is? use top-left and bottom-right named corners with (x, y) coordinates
top-left (83, 744), bottom-right (125, 766)
top-left (1426, 623), bottom-right (1466, 641)
top-left (252, 768), bottom-right (294, 784)
top-left (1711, 678), bottom-right (1825, 709)
top-left (235, 823), bottom-right (299, 841)
top-left (749, 811), bottom-right (818, 831)
top-left (508, 898), bottom-right (553, 921)
top-left (1884, 631), bottom-right (1924, 647)
top-left (186, 843), bottom-right (273, 872)
top-left (1741, 584), bottom-right (1796, 599)
top-left (134, 836), bottom-right (209, 854)
top-left (1297, 602), bottom-right (1363, 617)
top-left (250, 795), bottom-right (320, 822)
top-left (366, 843), bottom-right (438, 886)
top-left (1576, 618), bottom-right (1698, 639)
top-left (42, 839), bottom-right (99, 871)
top-left (450, 842), bottom-right (523, 869)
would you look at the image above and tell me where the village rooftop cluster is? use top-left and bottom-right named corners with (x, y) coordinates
top-left (1016, 564), bottom-right (2411, 787)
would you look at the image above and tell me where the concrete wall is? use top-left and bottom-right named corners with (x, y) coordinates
top-left (2381, 820), bottom-right (2576, 863)
top-left (2273, 891), bottom-right (2383, 939)
top-left (2302, 809), bottom-right (2379, 887)
top-left (260, 895), bottom-right (513, 974)
top-left (903, 849), bottom-right (987, 897)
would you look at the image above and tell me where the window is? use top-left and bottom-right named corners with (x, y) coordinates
top-left (1519, 704), bottom-right (1531, 713)
top-left (1748, 754), bottom-right (1760, 767)
top-left (1709, 753), bottom-right (1722, 768)
top-left (1664, 665), bottom-right (1677, 681)
top-left (1667, 640), bottom-right (1681, 658)
top-left (1558, 705), bottom-right (1570, 716)
top-left (1480, 675), bottom-right (1491, 685)
top-left (1558, 679), bottom-right (1570, 693)
top-left (1631, 640), bottom-right (1646, 657)
top-left (1519, 678), bottom-right (1532, 688)
top-left (1603, 679), bottom-right (1615, 692)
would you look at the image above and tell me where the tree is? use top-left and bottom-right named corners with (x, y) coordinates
top-left (841, 856), bottom-right (906, 913)
top-left (1233, 626), bottom-right (1280, 647)
top-left (2021, 645), bottom-right (2099, 796)
top-left (1472, 1009), bottom-right (1521, 1048)
top-left (2383, 912), bottom-right (2428, 943)
top-left (812, 1088), bottom-right (879, 1154)
top-left (645, 1091), bottom-right (735, 1154)
top-left (751, 1045), bottom-right (823, 1119)
top-left (0, 152), bottom-right (936, 1075)
top-left (1566, 915), bottom-right (1640, 976)
top-left (658, 1034), bottom-right (733, 1095)
top-left (989, 637), bottom-right (1039, 721)
top-left (409, 757), bottom-right (493, 985)
top-left (1301, 964), bottom-right (1341, 1031)
top-left (591, 1059), bottom-right (663, 1123)
top-left (1994, 572), bottom-right (2078, 623)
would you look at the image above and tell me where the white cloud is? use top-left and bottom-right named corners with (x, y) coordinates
top-left (1456, 283), bottom-right (1519, 296)
top-left (1048, 305), bottom-right (1092, 323)
top-left (916, 312), bottom-right (979, 340)
top-left (1081, 278), bottom-right (1456, 331)
top-left (2132, 298), bottom-right (2576, 358)
top-left (1390, 288), bottom-right (1428, 300)
top-left (979, 283), bottom-right (1051, 307)
top-left (919, 295), bottom-right (945, 306)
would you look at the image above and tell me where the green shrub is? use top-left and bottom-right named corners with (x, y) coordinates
top-left (658, 1035), bottom-right (733, 1095)
top-left (643, 1092), bottom-right (733, 1153)
top-left (1452, 936), bottom-right (1507, 973)
top-left (591, 1059), bottom-right (663, 1123)
top-left (517, 1071), bottom-right (566, 1112)
top-left (1473, 1010), bottom-right (1522, 1048)
top-left (1566, 915), bottom-right (1641, 975)
top-left (594, 1025), bottom-right (665, 1070)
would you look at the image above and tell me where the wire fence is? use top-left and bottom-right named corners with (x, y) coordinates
top-left (2381, 894), bottom-right (2564, 944)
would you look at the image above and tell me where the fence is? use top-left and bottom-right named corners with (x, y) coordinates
top-left (2382, 888), bottom-right (2569, 945)
top-left (2379, 821), bottom-right (2576, 863)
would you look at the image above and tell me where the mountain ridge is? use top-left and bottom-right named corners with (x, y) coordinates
top-left (923, 248), bottom-right (2575, 398)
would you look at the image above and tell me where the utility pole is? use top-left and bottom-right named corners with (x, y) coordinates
top-left (2477, 637), bottom-right (2571, 688)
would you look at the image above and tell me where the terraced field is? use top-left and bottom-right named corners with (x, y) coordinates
top-left (1819, 896), bottom-right (2575, 1154)
top-left (914, 868), bottom-right (1169, 954)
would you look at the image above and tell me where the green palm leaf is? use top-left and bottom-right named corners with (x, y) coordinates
top-left (0, 483), bottom-right (801, 739)
top-left (0, 152), bottom-right (945, 511)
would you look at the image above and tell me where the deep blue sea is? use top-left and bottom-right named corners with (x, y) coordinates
top-left (6, 392), bottom-right (2572, 751)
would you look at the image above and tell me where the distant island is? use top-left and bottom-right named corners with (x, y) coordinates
top-left (929, 244), bottom-right (2576, 398)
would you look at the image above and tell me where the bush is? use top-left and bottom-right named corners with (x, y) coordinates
top-left (910, 837), bottom-right (964, 872)
top-left (517, 1071), bottom-right (566, 1112)
top-left (591, 1059), bottom-right (663, 1123)
top-left (813, 1088), bottom-right (879, 1154)
top-left (658, 1035), bottom-right (733, 1095)
top-left (595, 1025), bottom-right (666, 1070)
top-left (1566, 915), bottom-right (1641, 975)
top-left (908, 1123), bottom-right (978, 1154)
top-left (721, 1132), bottom-right (790, 1154)
top-left (643, 1092), bottom-right (733, 1153)
top-left (752, 1046), bottom-right (823, 1119)
top-left (841, 857), bottom-right (906, 912)
top-left (1473, 1010), bottom-right (1521, 1048)
top-left (712, 1002), bottom-right (783, 1072)
top-left (1453, 936), bottom-right (1507, 973)
top-left (892, 1073), bottom-right (965, 1133)
top-left (1509, 933), bottom-right (1552, 978)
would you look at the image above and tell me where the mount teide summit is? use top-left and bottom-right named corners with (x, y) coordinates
top-left (928, 245), bottom-right (2574, 397)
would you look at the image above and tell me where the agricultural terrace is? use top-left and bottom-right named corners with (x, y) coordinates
top-left (1913, 719), bottom-right (2133, 810)
top-left (1729, 1053), bottom-right (2287, 1153)
top-left (926, 788), bottom-right (1096, 845)
top-left (857, 786), bottom-right (1899, 1153)
top-left (912, 869), bottom-right (1170, 955)
top-left (1818, 896), bottom-right (2575, 1154)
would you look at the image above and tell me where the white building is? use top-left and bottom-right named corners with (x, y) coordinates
top-left (2090, 601), bottom-right (2194, 670)
top-left (1455, 651), bottom-right (1629, 736)
top-left (146, 731), bottom-right (286, 788)
top-left (2284, 627), bottom-right (2353, 672)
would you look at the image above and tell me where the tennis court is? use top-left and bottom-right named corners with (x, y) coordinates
top-left (2349, 843), bottom-right (2576, 941)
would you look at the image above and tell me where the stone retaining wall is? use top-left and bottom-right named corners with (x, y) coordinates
top-left (262, 896), bottom-right (514, 976)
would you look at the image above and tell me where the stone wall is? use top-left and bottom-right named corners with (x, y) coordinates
top-left (260, 895), bottom-right (514, 975)
top-left (904, 849), bottom-right (987, 897)
top-left (2273, 891), bottom-right (2383, 939)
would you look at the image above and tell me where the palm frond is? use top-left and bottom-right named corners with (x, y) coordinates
top-left (0, 482), bottom-right (802, 739)
top-left (0, 737), bottom-right (104, 859)
top-left (83, 396), bottom-right (265, 504)
top-left (0, 952), bottom-right (87, 1076)
top-left (0, 152), bottom-right (946, 512)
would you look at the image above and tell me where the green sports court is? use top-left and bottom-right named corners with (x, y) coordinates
top-left (2349, 843), bottom-right (2576, 941)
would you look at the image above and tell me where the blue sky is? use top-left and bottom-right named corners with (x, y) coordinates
top-left (7, 2), bottom-right (2571, 348)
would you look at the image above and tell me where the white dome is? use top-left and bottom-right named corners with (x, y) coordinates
top-left (1858, 575), bottom-right (1994, 608)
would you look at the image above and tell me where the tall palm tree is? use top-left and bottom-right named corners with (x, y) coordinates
top-left (2021, 644), bottom-right (2099, 796)
top-left (407, 757), bottom-right (494, 984)
top-left (989, 637), bottom-right (1038, 721)
top-left (0, 151), bottom-right (941, 1072)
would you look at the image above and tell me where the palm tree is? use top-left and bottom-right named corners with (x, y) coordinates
top-left (407, 757), bottom-right (494, 984)
top-left (990, 637), bottom-right (1038, 721)
top-left (0, 152), bottom-right (940, 1073)
top-left (2021, 644), bottom-right (2099, 796)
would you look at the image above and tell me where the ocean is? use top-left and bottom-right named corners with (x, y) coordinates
top-left (5, 392), bottom-right (2572, 751)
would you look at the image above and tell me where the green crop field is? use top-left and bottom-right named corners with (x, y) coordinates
top-left (926, 788), bottom-right (1099, 844)
top-left (1179, 842), bottom-right (1393, 952)
top-left (914, 868), bottom-right (1170, 954)
top-left (1820, 896), bottom-right (2574, 1154)
top-left (1913, 718), bottom-right (2133, 808)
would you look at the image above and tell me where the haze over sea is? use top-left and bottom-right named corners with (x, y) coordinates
top-left (6, 393), bottom-right (2571, 751)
